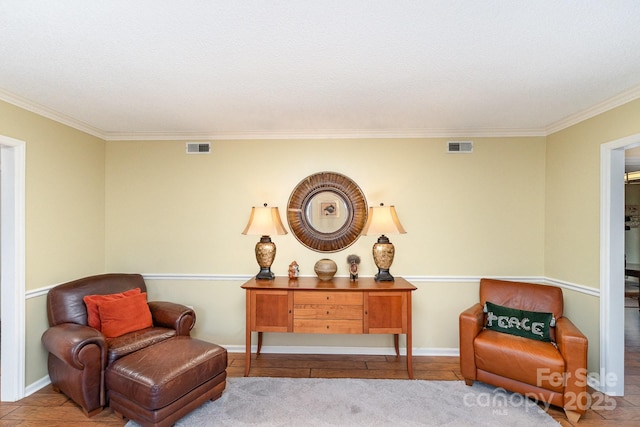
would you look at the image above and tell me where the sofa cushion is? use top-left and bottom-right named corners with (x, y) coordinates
top-left (99, 292), bottom-right (153, 338)
top-left (107, 327), bottom-right (176, 364)
top-left (485, 301), bottom-right (554, 342)
top-left (83, 288), bottom-right (141, 330)
top-left (474, 329), bottom-right (565, 392)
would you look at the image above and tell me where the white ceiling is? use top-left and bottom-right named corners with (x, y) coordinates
top-left (1, 1), bottom-right (640, 140)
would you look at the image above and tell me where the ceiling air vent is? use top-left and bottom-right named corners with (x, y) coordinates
top-left (447, 141), bottom-right (473, 153)
top-left (186, 142), bottom-right (211, 154)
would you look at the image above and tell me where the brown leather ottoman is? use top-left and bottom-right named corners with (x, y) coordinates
top-left (106, 336), bottom-right (227, 427)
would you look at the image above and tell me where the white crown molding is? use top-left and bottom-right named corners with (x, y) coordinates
top-left (0, 88), bottom-right (105, 139)
top-left (545, 84), bottom-right (640, 135)
top-left (0, 86), bottom-right (546, 140)
top-left (103, 127), bottom-right (547, 141)
top-left (3, 84), bottom-right (639, 141)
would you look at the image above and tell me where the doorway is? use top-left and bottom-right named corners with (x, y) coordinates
top-left (601, 132), bottom-right (640, 396)
top-left (624, 153), bottom-right (640, 307)
top-left (0, 134), bottom-right (26, 402)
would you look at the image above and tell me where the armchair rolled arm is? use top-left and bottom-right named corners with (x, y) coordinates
top-left (459, 303), bottom-right (485, 382)
top-left (556, 316), bottom-right (589, 414)
top-left (148, 301), bottom-right (196, 335)
top-left (41, 323), bottom-right (106, 370)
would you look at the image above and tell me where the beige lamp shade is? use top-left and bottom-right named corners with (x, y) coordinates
top-left (361, 204), bottom-right (406, 236)
top-left (242, 205), bottom-right (288, 236)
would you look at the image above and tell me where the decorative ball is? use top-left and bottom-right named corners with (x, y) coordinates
top-left (314, 258), bottom-right (337, 281)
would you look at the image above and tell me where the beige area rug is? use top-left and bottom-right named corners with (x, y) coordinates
top-left (126, 377), bottom-right (560, 426)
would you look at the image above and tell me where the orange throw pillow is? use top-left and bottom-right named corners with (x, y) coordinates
top-left (83, 288), bottom-right (141, 330)
top-left (98, 292), bottom-right (153, 338)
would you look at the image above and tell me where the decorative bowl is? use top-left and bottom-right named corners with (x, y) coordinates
top-left (314, 258), bottom-right (337, 281)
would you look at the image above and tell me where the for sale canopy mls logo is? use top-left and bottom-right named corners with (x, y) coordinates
top-left (463, 386), bottom-right (541, 416)
top-left (463, 369), bottom-right (618, 415)
top-left (537, 368), bottom-right (618, 412)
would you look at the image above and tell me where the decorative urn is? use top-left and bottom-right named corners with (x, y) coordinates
top-left (314, 258), bottom-right (337, 281)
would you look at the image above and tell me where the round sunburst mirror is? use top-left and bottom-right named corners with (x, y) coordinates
top-left (287, 172), bottom-right (368, 252)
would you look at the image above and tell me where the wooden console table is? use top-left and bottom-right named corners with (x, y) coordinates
top-left (241, 276), bottom-right (417, 378)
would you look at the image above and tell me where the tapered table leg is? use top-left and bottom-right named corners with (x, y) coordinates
top-left (407, 292), bottom-right (413, 379)
top-left (244, 290), bottom-right (251, 376)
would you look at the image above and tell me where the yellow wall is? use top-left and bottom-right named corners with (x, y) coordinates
top-left (4, 95), bottom-right (640, 389)
top-left (105, 137), bottom-right (546, 352)
top-left (546, 99), bottom-right (640, 285)
top-left (105, 138), bottom-right (546, 277)
top-left (0, 100), bottom-right (106, 384)
top-left (545, 98), bottom-right (640, 374)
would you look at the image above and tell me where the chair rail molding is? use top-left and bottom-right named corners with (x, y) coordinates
top-left (26, 274), bottom-right (600, 297)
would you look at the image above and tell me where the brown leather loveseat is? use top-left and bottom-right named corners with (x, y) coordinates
top-left (459, 278), bottom-right (588, 422)
top-left (41, 273), bottom-right (196, 416)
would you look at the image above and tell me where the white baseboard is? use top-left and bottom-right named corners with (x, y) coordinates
top-left (224, 344), bottom-right (459, 357)
top-left (25, 375), bottom-right (50, 397)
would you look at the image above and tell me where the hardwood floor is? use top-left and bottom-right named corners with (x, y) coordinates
top-left (1, 306), bottom-right (639, 426)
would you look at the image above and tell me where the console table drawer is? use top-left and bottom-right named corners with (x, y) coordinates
top-left (294, 305), bottom-right (363, 320)
top-left (294, 291), bottom-right (362, 305)
top-left (294, 319), bottom-right (363, 334)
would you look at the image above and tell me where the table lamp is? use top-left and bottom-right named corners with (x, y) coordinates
top-left (242, 203), bottom-right (288, 280)
top-left (361, 203), bottom-right (406, 281)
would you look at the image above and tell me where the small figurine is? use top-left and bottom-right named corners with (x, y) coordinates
top-left (347, 254), bottom-right (360, 281)
top-left (288, 261), bottom-right (299, 279)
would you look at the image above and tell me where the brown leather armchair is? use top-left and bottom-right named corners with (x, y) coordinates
top-left (459, 278), bottom-right (588, 422)
top-left (41, 273), bottom-right (196, 417)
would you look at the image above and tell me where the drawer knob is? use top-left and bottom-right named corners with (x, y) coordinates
top-left (326, 325), bottom-right (330, 329)
top-left (326, 296), bottom-right (330, 300)
top-left (326, 311), bottom-right (330, 315)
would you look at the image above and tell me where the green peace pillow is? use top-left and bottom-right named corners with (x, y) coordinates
top-left (484, 301), bottom-right (555, 342)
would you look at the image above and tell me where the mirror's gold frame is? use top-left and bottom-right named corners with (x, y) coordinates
top-left (287, 171), bottom-right (368, 252)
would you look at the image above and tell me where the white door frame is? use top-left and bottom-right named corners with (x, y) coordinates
top-left (600, 132), bottom-right (640, 396)
top-left (0, 135), bottom-right (26, 402)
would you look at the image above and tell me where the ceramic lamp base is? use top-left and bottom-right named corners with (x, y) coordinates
top-left (255, 236), bottom-right (276, 280)
top-left (374, 268), bottom-right (394, 282)
top-left (256, 267), bottom-right (275, 280)
top-left (372, 235), bottom-right (395, 282)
